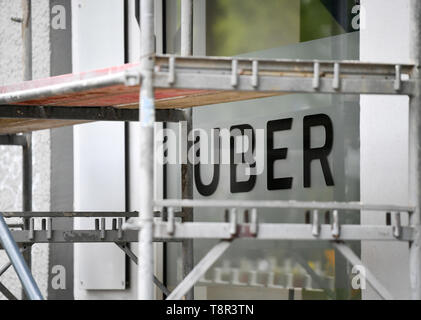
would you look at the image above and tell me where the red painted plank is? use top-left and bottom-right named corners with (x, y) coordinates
top-left (0, 63), bottom-right (208, 107)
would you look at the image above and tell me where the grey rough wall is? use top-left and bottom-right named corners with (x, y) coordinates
top-left (0, 0), bottom-right (51, 299)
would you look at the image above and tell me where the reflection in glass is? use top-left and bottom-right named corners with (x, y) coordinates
top-left (165, 0), bottom-right (361, 300)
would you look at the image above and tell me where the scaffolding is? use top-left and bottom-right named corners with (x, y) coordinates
top-left (0, 0), bottom-right (420, 300)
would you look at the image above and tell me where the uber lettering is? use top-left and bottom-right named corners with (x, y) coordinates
top-left (195, 113), bottom-right (335, 196)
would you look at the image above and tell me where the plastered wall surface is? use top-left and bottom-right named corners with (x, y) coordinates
top-left (360, 0), bottom-right (411, 299)
top-left (0, 0), bottom-right (51, 300)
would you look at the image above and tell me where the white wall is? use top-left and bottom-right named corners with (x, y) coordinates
top-left (0, 0), bottom-right (51, 299)
top-left (72, 0), bottom-right (138, 300)
top-left (360, 0), bottom-right (411, 299)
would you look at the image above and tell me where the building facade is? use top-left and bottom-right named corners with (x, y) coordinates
top-left (0, 0), bottom-right (413, 300)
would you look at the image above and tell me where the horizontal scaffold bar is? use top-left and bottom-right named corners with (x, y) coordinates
top-left (2, 211), bottom-right (183, 218)
top-left (154, 55), bottom-right (416, 96)
top-left (0, 56), bottom-right (415, 107)
top-left (3, 211), bottom-right (139, 218)
top-left (0, 72), bottom-right (133, 105)
top-left (156, 55), bottom-right (415, 77)
top-left (153, 222), bottom-right (414, 242)
top-left (0, 105), bottom-right (186, 122)
top-left (5, 230), bottom-right (181, 245)
top-left (3, 224), bottom-right (413, 244)
top-left (0, 134), bottom-right (28, 146)
top-left (155, 199), bottom-right (415, 212)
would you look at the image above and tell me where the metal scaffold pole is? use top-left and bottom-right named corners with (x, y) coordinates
top-left (22, 132), bottom-right (32, 299)
top-left (138, 0), bottom-right (156, 300)
top-left (22, 0), bottom-right (32, 82)
top-left (409, 0), bottom-right (421, 300)
top-left (181, 0), bottom-right (193, 57)
top-left (180, 0), bottom-right (194, 301)
top-left (22, 0), bottom-right (33, 301)
top-left (0, 213), bottom-right (42, 300)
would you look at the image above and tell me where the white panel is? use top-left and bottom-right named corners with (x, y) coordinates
top-left (72, 0), bottom-right (126, 292)
top-left (74, 122), bottom-right (126, 290)
top-left (360, 0), bottom-right (411, 299)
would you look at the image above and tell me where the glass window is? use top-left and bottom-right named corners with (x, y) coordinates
top-left (165, 0), bottom-right (361, 300)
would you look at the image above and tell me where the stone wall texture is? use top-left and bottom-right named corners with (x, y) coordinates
top-left (0, 0), bottom-right (51, 300)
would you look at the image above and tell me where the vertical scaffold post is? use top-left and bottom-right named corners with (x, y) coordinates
top-left (138, 0), bottom-right (156, 300)
top-left (22, 0), bottom-right (32, 300)
top-left (22, 0), bottom-right (32, 82)
top-left (180, 0), bottom-right (194, 300)
top-left (22, 133), bottom-right (32, 293)
top-left (409, 0), bottom-right (421, 300)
